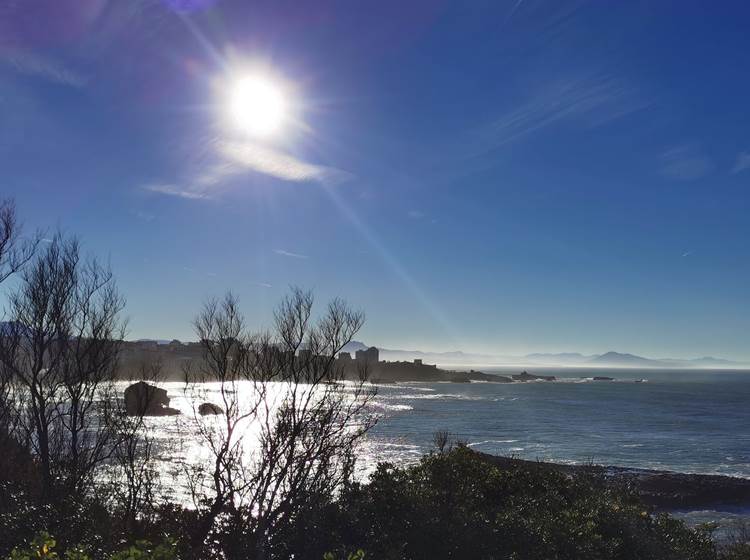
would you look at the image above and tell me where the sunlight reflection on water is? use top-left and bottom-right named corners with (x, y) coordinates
top-left (116, 371), bottom-right (750, 508)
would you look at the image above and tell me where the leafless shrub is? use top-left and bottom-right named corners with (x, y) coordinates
top-left (0, 233), bottom-right (126, 500)
top-left (107, 359), bottom-right (164, 530)
top-left (184, 288), bottom-right (377, 558)
top-left (433, 430), bottom-right (454, 454)
top-left (0, 199), bottom-right (38, 456)
top-left (0, 198), bottom-right (39, 285)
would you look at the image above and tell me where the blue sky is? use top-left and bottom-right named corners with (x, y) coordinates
top-left (1, 0), bottom-right (750, 359)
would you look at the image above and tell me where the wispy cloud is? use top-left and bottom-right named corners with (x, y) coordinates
top-left (255, 282), bottom-right (273, 288)
top-left (273, 249), bottom-right (309, 259)
top-left (141, 140), bottom-right (352, 202)
top-left (504, 0), bottom-right (526, 22)
top-left (142, 183), bottom-right (212, 200)
top-left (407, 210), bottom-right (425, 219)
top-left (682, 251), bottom-right (693, 258)
top-left (659, 145), bottom-right (712, 181)
top-left (1, 49), bottom-right (86, 87)
top-left (134, 211), bottom-right (156, 222)
top-left (731, 151), bottom-right (750, 175)
top-left (217, 140), bottom-right (352, 185)
top-left (479, 75), bottom-right (648, 152)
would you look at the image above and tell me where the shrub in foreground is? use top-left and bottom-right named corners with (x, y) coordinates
top-left (281, 446), bottom-right (729, 560)
top-left (4, 447), bottom-right (750, 559)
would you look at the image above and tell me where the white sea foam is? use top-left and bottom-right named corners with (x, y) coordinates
top-left (467, 439), bottom-right (519, 447)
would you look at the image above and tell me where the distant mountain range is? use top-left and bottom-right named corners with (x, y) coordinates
top-left (341, 341), bottom-right (748, 369)
top-left (6, 329), bottom-right (742, 370)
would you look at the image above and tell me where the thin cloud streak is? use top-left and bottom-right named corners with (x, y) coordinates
top-left (217, 140), bottom-right (352, 185)
top-left (659, 145), bottom-right (712, 181)
top-left (134, 211), bottom-right (156, 222)
top-left (1, 50), bottom-right (86, 87)
top-left (141, 141), bottom-right (352, 201)
top-left (142, 183), bottom-right (212, 200)
top-left (273, 249), bottom-right (309, 259)
top-left (731, 151), bottom-right (750, 174)
top-left (478, 75), bottom-right (649, 153)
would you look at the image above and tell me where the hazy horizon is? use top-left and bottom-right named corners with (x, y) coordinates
top-left (124, 336), bottom-right (749, 368)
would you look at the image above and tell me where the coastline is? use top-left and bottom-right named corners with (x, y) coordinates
top-left (479, 452), bottom-right (750, 512)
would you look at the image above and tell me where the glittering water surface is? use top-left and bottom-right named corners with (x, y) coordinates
top-left (131, 368), bottom-right (750, 511)
top-left (366, 368), bottom-right (750, 479)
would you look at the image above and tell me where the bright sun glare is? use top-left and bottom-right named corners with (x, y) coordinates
top-left (229, 75), bottom-right (286, 136)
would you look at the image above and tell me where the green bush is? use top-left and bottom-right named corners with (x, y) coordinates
top-left (283, 446), bottom-right (719, 560)
top-left (6, 533), bottom-right (176, 560)
top-left (5, 448), bottom-right (750, 560)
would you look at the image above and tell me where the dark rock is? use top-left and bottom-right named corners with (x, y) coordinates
top-left (124, 381), bottom-right (180, 416)
top-left (198, 402), bottom-right (224, 415)
top-left (512, 370), bottom-right (556, 382)
top-left (464, 370), bottom-right (514, 383)
top-left (593, 376), bottom-right (614, 381)
top-left (370, 378), bottom-right (397, 385)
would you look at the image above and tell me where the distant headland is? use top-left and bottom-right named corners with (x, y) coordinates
top-left (118, 338), bottom-right (750, 381)
top-left (338, 341), bottom-right (749, 370)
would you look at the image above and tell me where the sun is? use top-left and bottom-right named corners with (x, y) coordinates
top-left (228, 75), bottom-right (287, 136)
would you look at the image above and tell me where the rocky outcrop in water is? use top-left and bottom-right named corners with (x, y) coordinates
top-left (124, 381), bottom-right (180, 416)
top-left (512, 371), bottom-right (556, 382)
top-left (198, 402), bottom-right (224, 415)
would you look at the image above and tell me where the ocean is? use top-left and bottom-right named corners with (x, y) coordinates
top-left (141, 368), bottom-right (750, 528)
top-left (364, 367), bottom-right (750, 479)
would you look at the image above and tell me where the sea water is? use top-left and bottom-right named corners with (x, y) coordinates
top-left (136, 368), bottom-right (750, 528)
top-left (364, 368), bottom-right (750, 478)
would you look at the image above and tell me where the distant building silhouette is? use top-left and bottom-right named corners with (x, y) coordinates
top-left (355, 346), bottom-right (379, 364)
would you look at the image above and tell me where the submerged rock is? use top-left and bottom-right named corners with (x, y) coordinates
top-left (198, 402), bottom-right (224, 415)
top-left (124, 381), bottom-right (180, 416)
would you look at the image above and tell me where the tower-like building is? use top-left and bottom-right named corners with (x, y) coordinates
top-left (355, 346), bottom-right (379, 364)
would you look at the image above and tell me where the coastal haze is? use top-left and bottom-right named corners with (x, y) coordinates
top-left (124, 337), bottom-right (750, 376)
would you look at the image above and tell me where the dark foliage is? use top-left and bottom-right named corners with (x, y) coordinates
top-left (3, 434), bottom-right (750, 559)
top-left (280, 445), bottom-right (728, 560)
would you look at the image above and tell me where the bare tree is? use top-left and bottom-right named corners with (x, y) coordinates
top-left (0, 233), bottom-right (126, 500)
top-left (0, 198), bottom-right (39, 285)
top-left (185, 288), bottom-right (376, 558)
top-left (108, 359), bottom-right (164, 531)
top-left (433, 430), bottom-right (453, 454)
top-left (0, 199), bottom-right (38, 449)
top-left (184, 293), bottom-right (269, 550)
